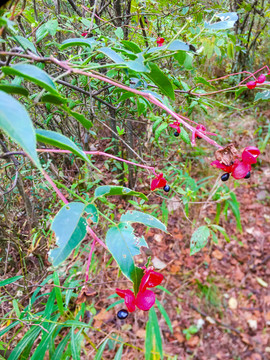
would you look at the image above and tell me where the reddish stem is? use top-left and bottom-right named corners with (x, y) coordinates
top-left (87, 225), bottom-right (107, 249)
top-left (37, 149), bottom-right (158, 175)
top-left (85, 237), bottom-right (96, 282)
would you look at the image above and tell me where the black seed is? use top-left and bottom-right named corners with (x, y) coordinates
top-left (117, 309), bottom-right (129, 320)
top-left (197, 136), bottom-right (202, 139)
top-left (244, 171), bottom-right (251, 179)
top-left (174, 131), bottom-right (180, 137)
top-left (163, 184), bottom-right (170, 192)
top-left (221, 173), bottom-right (230, 182)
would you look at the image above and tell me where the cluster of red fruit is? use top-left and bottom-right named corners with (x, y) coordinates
top-left (246, 74), bottom-right (266, 89)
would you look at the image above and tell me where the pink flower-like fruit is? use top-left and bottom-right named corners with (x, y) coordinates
top-left (246, 81), bottom-right (257, 89)
top-left (116, 268), bottom-right (163, 312)
top-left (157, 37), bottom-right (165, 47)
top-left (257, 74), bottom-right (266, 84)
top-left (169, 121), bottom-right (181, 136)
top-left (151, 173), bottom-right (167, 191)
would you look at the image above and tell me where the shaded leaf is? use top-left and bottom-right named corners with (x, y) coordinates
top-left (2, 64), bottom-right (58, 94)
top-left (0, 276), bottom-right (23, 287)
top-left (190, 226), bottom-right (210, 255)
top-left (0, 91), bottom-right (40, 167)
top-left (49, 202), bottom-right (88, 266)
top-left (255, 90), bottom-right (270, 101)
top-left (60, 37), bottom-right (96, 49)
top-left (94, 185), bottom-right (148, 201)
top-left (145, 62), bottom-right (175, 100)
top-left (0, 84), bottom-right (29, 96)
top-left (120, 210), bottom-right (167, 232)
top-left (106, 223), bottom-right (146, 284)
top-left (99, 47), bottom-right (125, 63)
top-left (36, 129), bottom-right (89, 163)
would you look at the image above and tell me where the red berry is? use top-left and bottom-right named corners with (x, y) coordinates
top-left (257, 74), bottom-right (266, 84)
top-left (246, 81), bottom-right (257, 89)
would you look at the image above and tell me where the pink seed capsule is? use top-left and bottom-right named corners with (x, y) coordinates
top-left (246, 81), bottom-right (257, 89)
top-left (257, 74), bottom-right (266, 84)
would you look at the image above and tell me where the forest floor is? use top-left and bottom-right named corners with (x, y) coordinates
top-left (1, 113), bottom-right (270, 360)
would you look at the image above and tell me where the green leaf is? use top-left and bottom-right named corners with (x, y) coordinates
top-left (114, 344), bottom-right (123, 360)
top-left (126, 53), bottom-right (149, 72)
top-left (84, 204), bottom-right (99, 224)
top-left (190, 226), bottom-right (210, 255)
top-left (31, 324), bottom-right (58, 360)
top-left (149, 307), bottom-right (163, 359)
top-left (36, 129), bottom-right (89, 163)
top-left (167, 40), bottom-right (190, 51)
top-left (121, 40), bottom-right (142, 54)
top-left (2, 64), bottom-right (58, 94)
top-left (51, 332), bottom-right (71, 360)
top-left (99, 47), bottom-right (125, 64)
top-left (106, 299), bottom-right (124, 312)
top-left (180, 127), bottom-right (191, 144)
top-left (156, 299), bottom-right (173, 333)
top-left (228, 193), bottom-right (242, 232)
top-left (40, 93), bottom-right (67, 105)
top-left (205, 20), bottom-right (236, 30)
top-left (155, 122), bottom-right (168, 142)
top-left (0, 84), bottom-right (29, 96)
top-left (62, 105), bottom-right (93, 130)
top-left (145, 312), bottom-right (154, 360)
top-left (120, 210), bottom-right (167, 232)
top-left (60, 37), bottom-right (96, 49)
top-left (14, 35), bottom-right (37, 54)
top-left (71, 327), bottom-right (82, 360)
top-left (94, 185), bottom-right (148, 201)
top-left (255, 90), bottom-right (270, 101)
top-left (174, 51), bottom-right (187, 66)
top-left (115, 27), bottom-right (124, 39)
top-left (8, 325), bottom-right (42, 360)
top-left (0, 91), bottom-right (40, 167)
top-left (94, 339), bottom-right (109, 360)
top-left (210, 224), bottom-right (230, 242)
top-left (210, 230), bottom-right (218, 244)
top-left (151, 115), bottom-right (163, 133)
top-left (145, 62), bottom-right (175, 100)
top-left (49, 202), bottom-right (88, 266)
top-left (53, 272), bottom-right (64, 315)
top-left (46, 19), bottom-right (58, 36)
top-left (106, 223), bottom-right (146, 283)
top-left (0, 276), bottom-right (23, 287)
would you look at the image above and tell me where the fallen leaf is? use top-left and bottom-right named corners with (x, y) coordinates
top-left (250, 354), bottom-right (262, 360)
top-left (136, 329), bottom-right (146, 338)
top-left (256, 277), bottom-right (268, 288)
top-left (154, 234), bottom-right (163, 243)
top-left (93, 308), bottom-right (111, 327)
top-left (152, 256), bottom-right (167, 270)
top-left (228, 297), bottom-right (238, 310)
top-left (212, 249), bottom-right (223, 260)
top-left (247, 319), bottom-right (257, 331)
top-left (174, 332), bottom-right (185, 343)
top-left (186, 335), bottom-right (200, 347)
